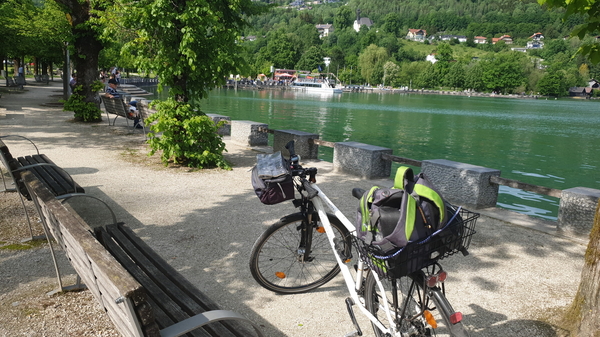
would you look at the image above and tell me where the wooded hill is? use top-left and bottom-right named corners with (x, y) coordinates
top-left (240, 0), bottom-right (594, 96)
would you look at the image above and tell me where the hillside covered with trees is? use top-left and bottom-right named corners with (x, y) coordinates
top-left (240, 0), bottom-right (599, 96)
top-left (2, 0), bottom-right (599, 97)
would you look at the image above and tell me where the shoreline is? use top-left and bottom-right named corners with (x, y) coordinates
top-left (221, 82), bottom-right (597, 100)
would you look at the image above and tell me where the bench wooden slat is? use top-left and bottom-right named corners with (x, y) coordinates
top-left (113, 224), bottom-right (255, 337)
top-left (25, 155), bottom-right (77, 195)
top-left (98, 227), bottom-right (213, 337)
top-left (22, 172), bottom-right (158, 337)
top-left (23, 170), bottom-right (261, 337)
top-left (17, 156), bottom-right (65, 195)
top-left (33, 154), bottom-right (82, 193)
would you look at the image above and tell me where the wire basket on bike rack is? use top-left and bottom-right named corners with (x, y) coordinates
top-left (353, 206), bottom-right (479, 279)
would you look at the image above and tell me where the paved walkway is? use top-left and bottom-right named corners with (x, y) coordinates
top-left (0, 80), bottom-right (587, 336)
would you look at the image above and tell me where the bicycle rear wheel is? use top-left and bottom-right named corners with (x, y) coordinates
top-left (249, 212), bottom-right (351, 294)
top-left (365, 272), bottom-right (470, 337)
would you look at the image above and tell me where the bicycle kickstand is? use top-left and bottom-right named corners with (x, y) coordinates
top-left (344, 297), bottom-right (363, 336)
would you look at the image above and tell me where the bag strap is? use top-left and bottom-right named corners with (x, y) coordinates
top-left (394, 166), bottom-right (446, 231)
top-left (360, 186), bottom-right (379, 232)
top-left (413, 183), bottom-right (445, 224)
top-left (392, 166), bottom-right (413, 190)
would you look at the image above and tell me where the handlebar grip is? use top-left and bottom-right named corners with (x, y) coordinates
top-left (352, 188), bottom-right (365, 200)
top-left (302, 180), bottom-right (319, 199)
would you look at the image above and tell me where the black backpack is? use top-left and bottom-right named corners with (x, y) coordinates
top-left (356, 167), bottom-right (450, 254)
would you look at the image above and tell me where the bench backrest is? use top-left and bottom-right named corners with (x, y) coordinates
top-left (0, 138), bottom-right (28, 198)
top-left (101, 96), bottom-right (129, 118)
top-left (0, 139), bottom-right (84, 199)
top-left (137, 101), bottom-right (152, 120)
top-left (5, 77), bottom-right (17, 87)
top-left (22, 171), bottom-right (159, 337)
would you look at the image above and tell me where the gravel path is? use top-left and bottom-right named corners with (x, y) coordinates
top-left (0, 81), bottom-right (587, 337)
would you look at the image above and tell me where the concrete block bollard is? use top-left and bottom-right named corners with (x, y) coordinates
top-left (231, 120), bottom-right (268, 146)
top-left (558, 187), bottom-right (600, 237)
top-left (333, 142), bottom-right (392, 179)
top-left (207, 114), bottom-right (231, 136)
top-left (421, 159), bottom-right (500, 209)
top-left (273, 130), bottom-right (319, 159)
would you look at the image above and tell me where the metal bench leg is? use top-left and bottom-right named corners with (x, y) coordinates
top-left (17, 191), bottom-right (43, 242)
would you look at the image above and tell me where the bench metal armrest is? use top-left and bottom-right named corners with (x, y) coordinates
top-left (159, 310), bottom-right (265, 337)
top-left (58, 193), bottom-right (119, 225)
top-left (0, 135), bottom-right (40, 155)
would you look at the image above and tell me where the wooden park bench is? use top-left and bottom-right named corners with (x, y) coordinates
top-left (14, 76), bottom-right (27, 87)
top-left (0, 136), bottom-right (85, 240)
top-left (101, 95), bottom-right (134, 128)
top-left (21, 170), bottom-right (264, 337)
top-left (135, 100), bottom-right (155, 138)
top-left (5, 76), bottom-right (23, 89)
top-left (34, 74), bottom-right (50, 83)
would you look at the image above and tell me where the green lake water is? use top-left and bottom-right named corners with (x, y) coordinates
top-left (145, 87), bottom-right (600, 220)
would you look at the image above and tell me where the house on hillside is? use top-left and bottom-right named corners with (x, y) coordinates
top-left (492, 35), bottom-right (513, 44)
top-left (589, 79), bottom-right (600, 88)
top-left (406, 29), bottom-right (427, 42)
top-left (526, 32), bottom-right (544, 49)
top-left (569, 87), bottom-right (593, 97)
top-left (353, 9), bottom-right (373, 32)
top-left (527, 40), bottom-right (544, 49)
top-left (530, 32), bottom-right (544, 40)
top-left (438, 35), bottom-right (467, 43)
top-left (474, 36), bottom-right (487, 44)
top-left (316, 24), bottom-right (334, 38)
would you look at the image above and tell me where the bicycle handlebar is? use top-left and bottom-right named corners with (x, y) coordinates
top-left (352, 188), bottom-right (365, 200)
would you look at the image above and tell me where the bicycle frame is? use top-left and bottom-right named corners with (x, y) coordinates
top-left (305, 182), bottom-right (400, 336)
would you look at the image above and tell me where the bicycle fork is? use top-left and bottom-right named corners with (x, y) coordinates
top-left (296, 212), bottom-right (314, 263)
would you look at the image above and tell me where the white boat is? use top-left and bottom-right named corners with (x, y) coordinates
top-left (291, 74), bottom-right (343, 94)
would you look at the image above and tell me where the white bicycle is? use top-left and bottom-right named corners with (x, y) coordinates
top-left (249, 142), bottom-right (479, 337)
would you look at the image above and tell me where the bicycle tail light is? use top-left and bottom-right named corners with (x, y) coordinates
top-left (275, 272), bottom-right (286, 279)
top-left (449, 312), bottom-right (463, 324)
top-left (426, 275), bottom-right (438, 288)
top-left (423, 310), bottom-right (438, 329)
top-left (426, 270), bottom-right (448, 287)
top-left (437, 270), bottom-right (447, 283)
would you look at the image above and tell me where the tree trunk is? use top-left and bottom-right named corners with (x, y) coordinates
top-left (565, 201), bottom-right (600, 337)
top-left (56, 0), bottom-right (103, 113)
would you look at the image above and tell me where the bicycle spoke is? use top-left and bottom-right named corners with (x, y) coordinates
top-left (249, 213), bottom-right (351, 294)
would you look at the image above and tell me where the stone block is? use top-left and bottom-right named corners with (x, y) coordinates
top-left (273, 130), bottom-right (319, 159)
top-left (558, 187), bottom-right (600, 237)
top-left (421, 159), bottom-right (500, 209)
top-left (333, 142), bottom-right (392, 179)
top-left (207, 114), bottom-right (231, 136)
top-left (231, 120), bottom-right (268, 146)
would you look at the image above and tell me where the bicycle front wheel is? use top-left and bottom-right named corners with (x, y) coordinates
top-left (249, 212), bottom-right (351, 294)
top-left (365, 272), bottom-right (470, 337)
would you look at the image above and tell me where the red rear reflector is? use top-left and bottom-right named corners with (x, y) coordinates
top-left (449, 312), bottom-right (463, 324)
top-left (438, 271), bottom-right (447, 283)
